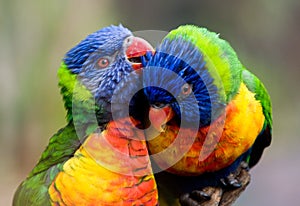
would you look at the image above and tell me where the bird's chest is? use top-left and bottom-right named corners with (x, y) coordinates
top-left (147, 84), bottom-right (265, 175)
top-left (48, 118), bottom-right (158, 205)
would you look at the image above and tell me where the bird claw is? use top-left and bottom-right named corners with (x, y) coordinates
top-left (219, 161), bottom-right (249, 189)
top-left (220, 175), bottom-right (242, 189)
top-left (191, 190), bottom-right (211, 201)
top-left (240, 161), bottom-right (250, 171)
top-left (179, 161), bottom-right (250, 205)
top-left (179, 190), bottom-right (211, 206)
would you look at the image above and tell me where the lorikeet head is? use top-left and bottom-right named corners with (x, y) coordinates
top-left (143, 25), bottom-right (242, 129)
top-left (58, 25), bottom-right (153, 124)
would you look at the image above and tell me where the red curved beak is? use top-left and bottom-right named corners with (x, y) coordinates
top-left (149, 105), bottom-right (174, 132)
top-left (126, 37), bottom-right (154, 70)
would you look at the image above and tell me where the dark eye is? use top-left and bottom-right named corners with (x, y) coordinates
top-left (181, 83), bottom-right (192, 96)
top-left (97, 57), bottom-right (110, 68)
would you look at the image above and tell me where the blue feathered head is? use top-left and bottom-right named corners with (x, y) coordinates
top-left (58, 25), bottom-right (154, 123)
top-left (143, 37), bottom-right (226, 127)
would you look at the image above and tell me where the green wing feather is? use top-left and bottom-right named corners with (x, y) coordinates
top-left (13, 123), bottom-right (79, 206)
top-left (13, 63), bottom-right (99, 206)
top-left (242, 69), bottom-right (272, 127)
top-left (242, 69), bottom-right (272, 167)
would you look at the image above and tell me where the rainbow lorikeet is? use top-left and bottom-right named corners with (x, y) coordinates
top-left (13, 25), bottom-right (159, 206)
top-left (142, 25), bottom-right (272, 205)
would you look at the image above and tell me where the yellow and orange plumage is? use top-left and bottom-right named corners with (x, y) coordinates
top-left (13, 25), bottom-right (159, 206)
top-left (49, 118), bottom-right (158, 206)
top-left (147, 83), bottom-right (264, 175)
top-left (142, 25), bottom-right (272, 205)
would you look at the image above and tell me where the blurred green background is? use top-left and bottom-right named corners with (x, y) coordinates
top-left (1, 0), bottom-right (299, 205)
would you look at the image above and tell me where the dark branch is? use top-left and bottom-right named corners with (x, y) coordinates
top-left (200, 166), bottom-right (251, 206)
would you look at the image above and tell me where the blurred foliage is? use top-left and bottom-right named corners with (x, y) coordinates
top-left (0, 0), bottom-right (299, 205)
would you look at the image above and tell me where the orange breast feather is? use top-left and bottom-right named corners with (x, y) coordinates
top-left (147, 83), bottom-right (265, 175)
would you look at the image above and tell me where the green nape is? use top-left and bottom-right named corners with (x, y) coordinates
top-left (165, 25), bottom-right (244, 103)
top-left (57, 62), bottom-right (95, 122)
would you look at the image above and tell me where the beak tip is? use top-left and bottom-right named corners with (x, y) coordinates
top-left (126, 37), bottom-right (154, 70)
top-left (149, 105), bottom-right (174, 131)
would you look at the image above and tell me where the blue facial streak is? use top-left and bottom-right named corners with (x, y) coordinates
top-left (143, 37), bottom-right (224, 127)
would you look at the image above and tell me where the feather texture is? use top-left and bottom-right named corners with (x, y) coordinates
top-left (142, 25), bottom-right (272, 202)
top-left (13, 25), bottom-right (158, 206)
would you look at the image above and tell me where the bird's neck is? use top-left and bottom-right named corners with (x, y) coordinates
top-left (58, 62), bottom-right (110, 129)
